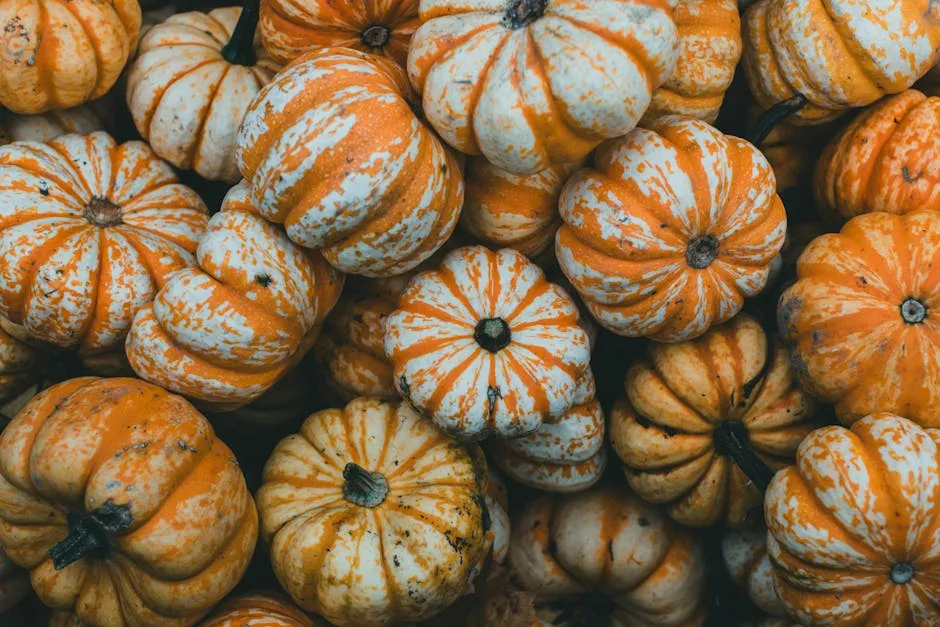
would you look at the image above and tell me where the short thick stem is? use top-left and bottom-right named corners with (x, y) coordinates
top-left (747, 94), bottom-right (808, 146)
top-left (474, 317), bottom-right (512, 353)
top-left (901, 297), bottom-right (928, 324)
top-left (343, 463), bottom-right (389, 508)
top-left (48, 501), bottom-right (132, 570)
top-left (221, 0), bottom-right (261, 66)
top-left (361, 25), bottom-right (391, 49)
top-left (686, 235), bottom-right (719, 269)
top-left (83, 198), bottom-right (122, 228)
top-left (502, 0), bottom-right (547, 29)
top-left (891, 562), bottom-right (915, 584)
top-left (713, 421), bottom-right (775, 493)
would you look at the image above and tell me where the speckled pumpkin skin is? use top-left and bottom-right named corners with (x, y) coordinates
top-left (557, 116), bottom-right (786, 342)
top-left (126, 182), bottom-right (343, 411)
top-left (0, 131), bottom-right (208, 353)
top-left (510, 485), bottom-right (708, 627)
top-left (199, 593), bottom-right (320, 627)
top-left (723, 521), bottom-right (788, 618)
top-left (235, 47), bottom-right (463, 277)
top-left (766, 414), bottom-right (940, 626)
top-left (260, 0), bottom-right (418, 66)
top-left (778, 209), bottom-right (940, 428)
top-left (0, 0), bottom-right (141, 114)
top-left (407, 0), bottom-right (680, 175)
top-left (0, 104), bottom-right (105, 146)
top-left (742, 0), bottom-right (940, 124)
top-left (0, 547), bottom-right (30, 614)
top-left (0, 377), bottom-right (258, 627)
top-left (257, 398), bottom-right (489, 627)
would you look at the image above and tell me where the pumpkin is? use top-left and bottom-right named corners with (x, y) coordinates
top-left (741, 0), bottom-right (940, 125)
top-left (0, 318), bottom-right (46, 410)
top-left (0, 547), bottom-right (29, 614)
top-left (610, 313), bottom-right (817, 527)
top-left (488, 369), bottom-right (606, 493)
top-left (779, 209), bottom-right (940, 428)
top-left (407, 0), bottom-right (679, 175)
top-left (723, 520), bottom-right (788, 618)
top-left (200, 593), bottom-right (321, 627)
top-left (510, 484), bottom-right (708, 626)
top-left (259, 0), bottom-right (418, 66)
top-left (557, 116), bottom-right (786, 342)
top-left (0, 131), bottom-right (209, 352)
top-left (0, 0), bottom-right (141, 114)
top-left (384, 245), bottom-right (592, 440)
top-left (765, 413), bottom-right (940, 625)
top-left (256, 397), bottom-right (489, 626)
top-left (126, 6), bottom-right (280, 183)
top-left (235, 47), bottom-right (463, 277)
top-left (0, 377), bottom-right (258, 626)
top-left (641, 0), bottom-right (742, 125)
top-left (0, 104), bottom-right (105, 146)
top-left (126, 181), bottom-right (343, 411)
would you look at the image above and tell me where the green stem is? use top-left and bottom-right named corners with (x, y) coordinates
top-left (747, 95), bottom-right (808, 146)
top-left (221, 0), bottom-right (261, 66)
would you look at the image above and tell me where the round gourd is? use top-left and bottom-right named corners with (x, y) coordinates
top-left (723, 521), bottom-right (788, 618)
top-left (384, 246), bottom-right (592, 440)
top-left (200, 593), bottom-right (322, 627)
top-left (0, 547), bottom-right (29, 614)
top-left (778, 209), bottom-right (940, 428)
top-left (0, 131), bottom-right (209, 352)
top-left (0, 104), bottom-right (105, 146)
top-left (0, 0), bottom-right (141, 114)
top-left (126, 181), bottom-right (343, 411)
top-left (257, 397), bottom-right (489, 626)
top-left (610, 313), bottom-right (816, 527)
top-left (765, 413), bottom-right (940, 626)
top-left (0, 377), bottom-right (258, 626)
top-left (557, 115), bottom-right (786, 342)
top-left (407, 0), bottom-right (680, 175)
top-left (126, 6), bottom-right (280, 183)
top-left (259, 0), bottom-right (418, 66)
top-left (510, 485), bottom-right (707, 626)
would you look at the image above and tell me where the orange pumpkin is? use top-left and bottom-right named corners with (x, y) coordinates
top-left (126, 181), bottom-right (343, 411)
top-left (0, 104), bottom-right (106, 146)
top-left (0, 131), bottom-right (209, 353)
top-left (200, 593), bottom-right (321, 627)
top-left (765, 413), bottom-right (940, 626)
top-left (723, 521), bottom-right (788, 619)
top-left (0, 0), bottom-right (141, 114)
top-left (0, 377), bottom-right (258, 626)
top-left (779, 209), bottom-right (940, 428)
top-left (235, 47), bottom-right (463, 277)
top-left (0, 547), bottom-right (29, 614)
top-left (557, 116), bottom-right (786, 342)
top-left (259, 0), bottom-right (418, 66)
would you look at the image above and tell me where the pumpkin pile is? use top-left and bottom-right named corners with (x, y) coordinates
top-left (2, 0), bottom-right (940, 625)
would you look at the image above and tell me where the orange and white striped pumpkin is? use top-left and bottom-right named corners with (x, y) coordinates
top-left (0, 131), bottom-right (209, 353)
top-left (0, 547), bottom-right (29, 614)
top-left (557, 116), bottom-right (786, 342)
top-left (200, 593), bottom-right (323, 627)
top-left (407, 0), bottom-right (680, 175)
top-left (127, 7), bottom-right (280, 183)
top-left (236, 47), bottom-right (463, 277)
top-left (384, 246), bottom-right (592, 440)
top-left (257, 397), bottom-right (489, 626)
top-left (0, 104), bottom-right (106, 146)
top-left (126, 181), bottom-right (343, 411)
top-left (723, 521), bottom-right (788, 619)
top-left (766, 414), bottom-right (940, 626)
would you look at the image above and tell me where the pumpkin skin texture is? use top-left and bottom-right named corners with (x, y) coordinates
top-left (765, 414), bottom-right (940, 626)
top-left (0, 547), bottom-right (30, 613)
top-left (610, 313), bottom-right (816, 528)
top-left (199, 593), bottom-right (320, 627)
top-left (256, 397), bottom-right (489, 627)
top-left (741, 0), bottom-right (940, 125)
top-left (556, 116), bottom-right (786, 343)
top-left (235, 47), bottom-right (463, 278)
top-left (0, 131), bottom-right (209, 353)
top-left (0, 104), bottom-right (105, 146)
top-left (384, 246), bottom-right (592, 440)
top-left (0, 0), bottom-right (141, 114)
top-left (510, 485), bottom-right (707, 627)
top-left (407, 0), bottom-right (680, 175)
top-left (778, 209), bottom-right (940, 428)
top-left (722, 521), bottom-right (787, 618)
top-left (126, 8), bottom-right (280, 183)
top-left (0, 377), bottom-right (259, 627)
top-left (259, 0), bottom-right (418, 66)
top-left (126, 181), bottom-right (343, 411)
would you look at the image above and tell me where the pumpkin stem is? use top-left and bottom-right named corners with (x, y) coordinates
top-left (83, 197), bottom-right (123, 228)
top-left (48, 501), bottom-right (132, 570)
top-left (900, 297), bottom-right (928, 324)
top-left (361, 25), bottom-right (392, 49)
top-left (342, 463), bottom-right (389, 508)
top-left (502, 0), bottom-right (547, 29)
top-left (474, 317), bottom-right (512, 353)
top-left (221, 0), bottom-right (261, 66)
top-left (891, 562), bottom-right (915, 584)
top-left (746, 94), bottom-right (808, 146)
top-left (686, 235), bottom-right (720, 269)
top-left (712, 421), bottom-right (775, 493)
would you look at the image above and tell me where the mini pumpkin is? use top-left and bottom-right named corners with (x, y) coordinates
top-left (766, 413), bottom-right (940, 626)
top-left (257, 397), bottom-right (489, 626)
top-left (126, 181), bottom-right (343, 411)
top-left (779, 209), bottom-right (940, 428)
top-left (0, 0), bottom-right (141, 114)
top-left (610, 313), bottom-right (817, 527)
top-left (510, 485), bottom-right (707, 626)
top-left (0, 131), bottom-right (209, 352)
top-left (127, 6), bottom-right (280, 183)
top-left (0, 547), bottom-right (29, 614)
top-left (723, 520), bottom-right (788, 618)
top-left (200, 593), bottom-right (322, 627)
top-left (0, 104), bottom-right (106, 146)
top-left (384, 246), bottom-right (592, 440)
top-left (259, 0), bottom-right (418, 66)
top-left (407, 0), bottom-right (679, 175)
top-left (0, 377), bottom-right (258, 626)
top-left (236, 47), bottom-right (463, 277)
top-left (557, 116), bottom-right (786, 342)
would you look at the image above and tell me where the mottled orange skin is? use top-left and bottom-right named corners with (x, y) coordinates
top-left (199, 593), bottom-right (324, 627)
top-left (0, 377), bottom-right (258, 627)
